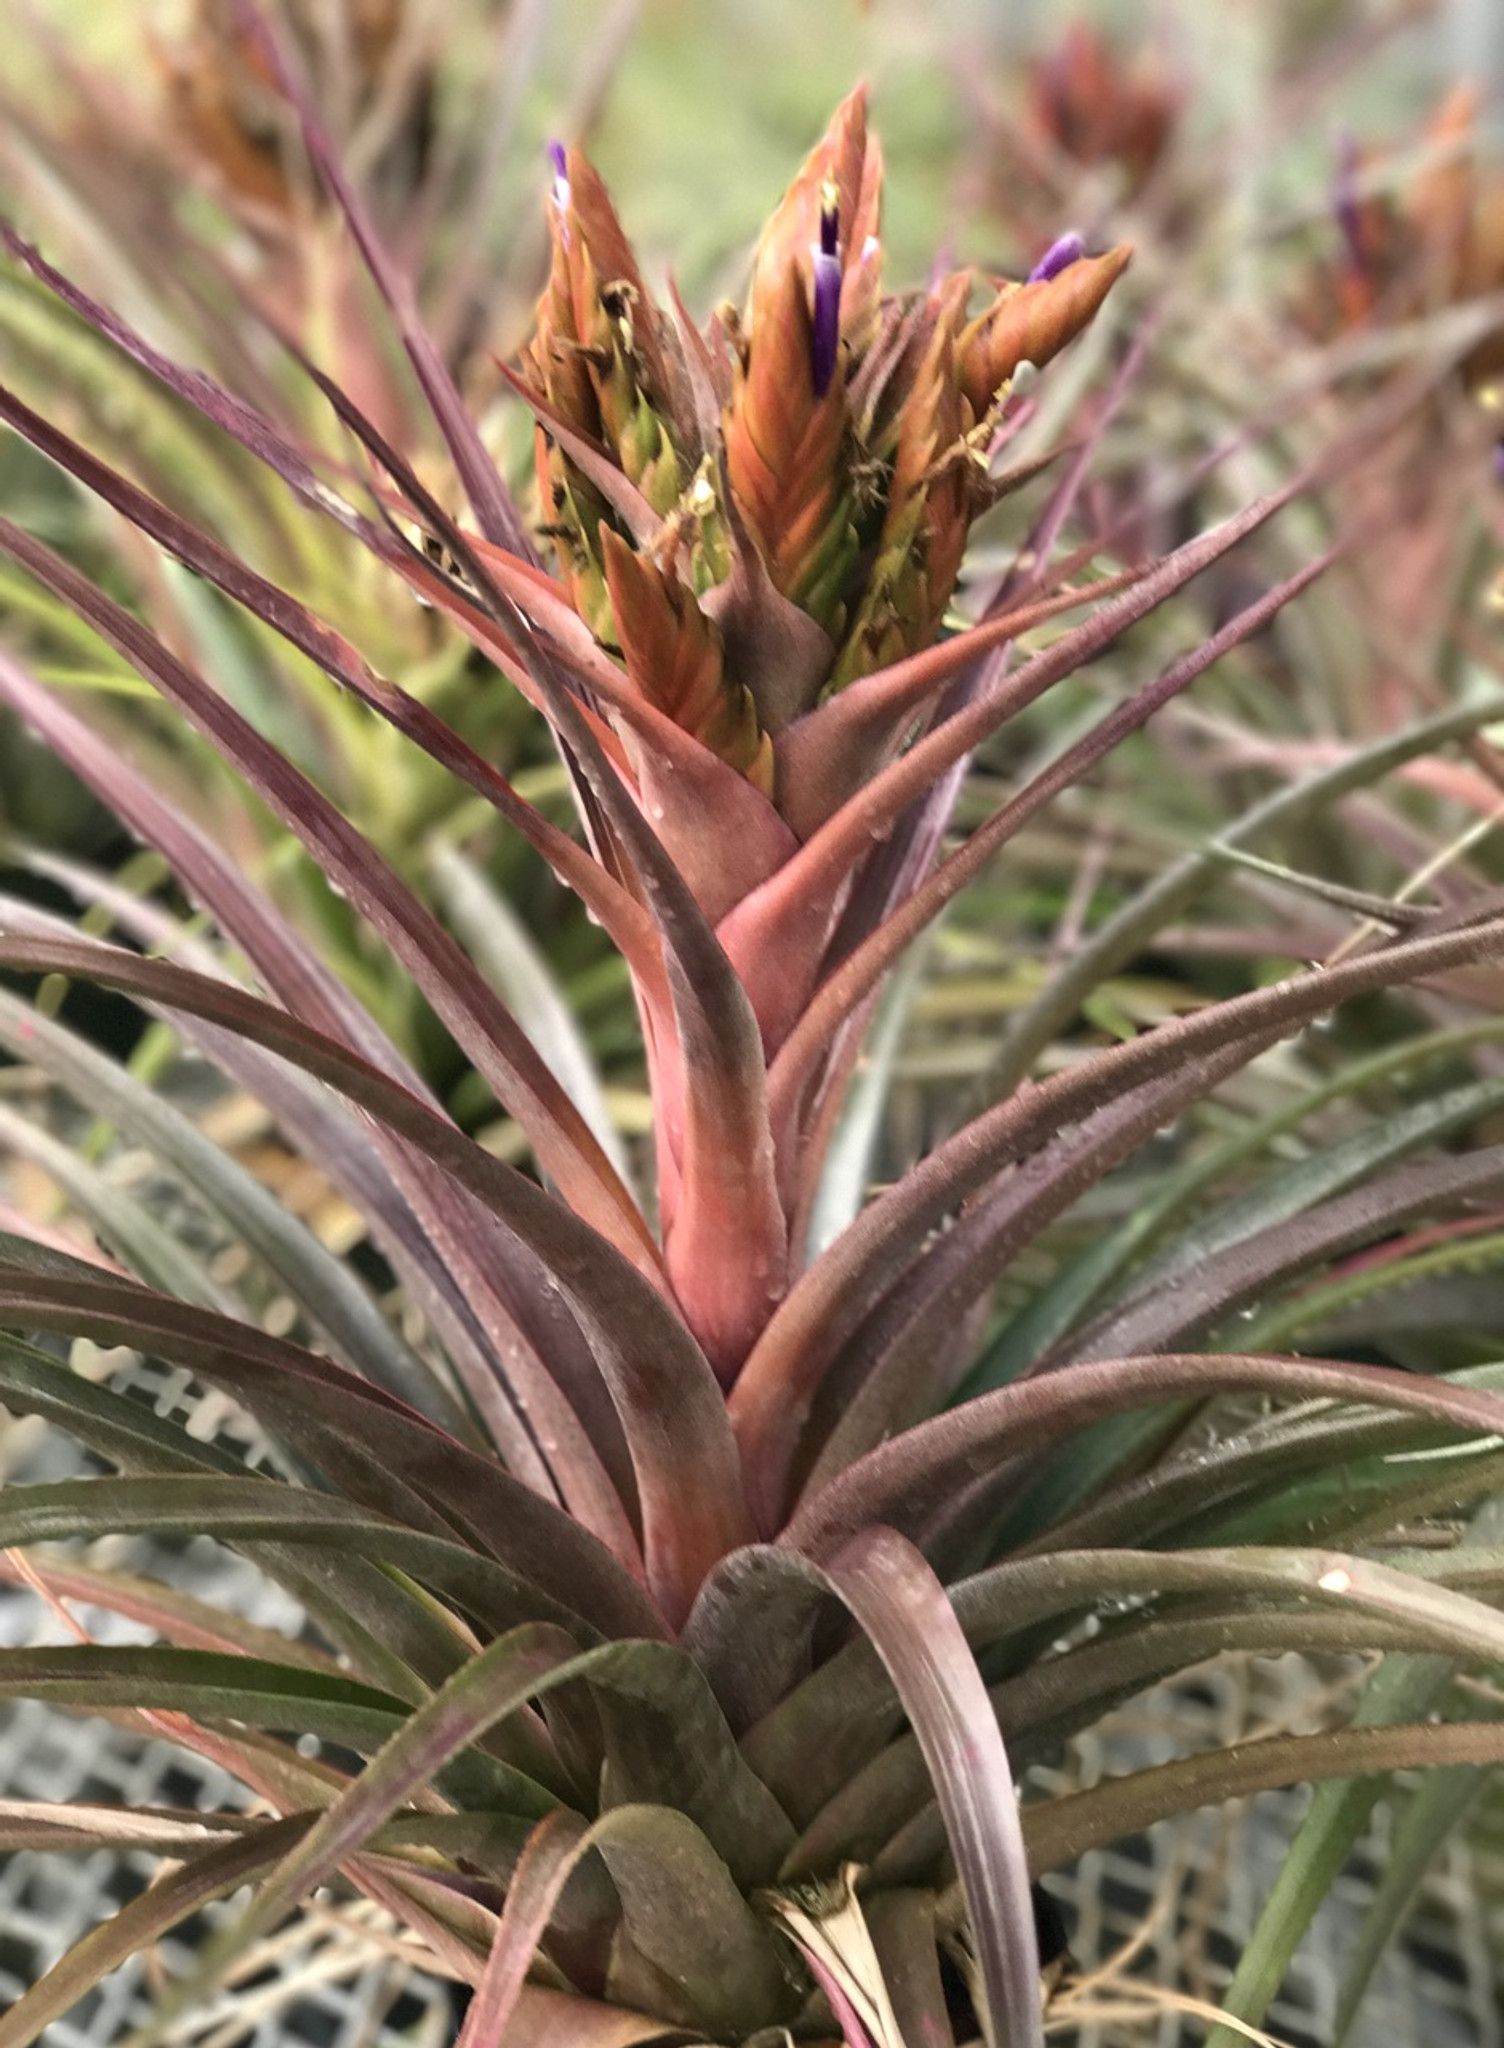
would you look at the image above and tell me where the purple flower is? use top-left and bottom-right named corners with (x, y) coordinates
top-left (547, 139), bottom-right (570, 212)
top-left (811, 185), bottom-right (842, 396)
top-left (1028, 230), bottom-right (1086, 284)
top-left (1334, 131), bottom-right (1366, 274)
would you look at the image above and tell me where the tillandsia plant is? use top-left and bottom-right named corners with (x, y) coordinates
top-left (9, 23), bottom-right (1504, 2047)
top-left (1027, 22), bottom-right (1183, 205)
top-left (1283, 79), bottom-right (1504, 733)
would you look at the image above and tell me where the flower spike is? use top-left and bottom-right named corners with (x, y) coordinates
top-left (958, 243), bottom-right (1132, 419)
top-left (513, 94), bottom-right (1131, 1171)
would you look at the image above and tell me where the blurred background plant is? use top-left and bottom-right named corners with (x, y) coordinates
top-left (5, 1), bottom-right (1504, 2045)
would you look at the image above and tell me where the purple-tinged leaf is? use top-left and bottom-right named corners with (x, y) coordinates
top-left (772, 566), bottom-right (1147, 840)
top-left (457, 1812), bottom-right (591, 2048)
top-left (587, 1803), bottom-right (796, 2034)
top-left (797, 1545), bottom-right (1504, 1885)
top-left (0, 928), bottom-right (754, 1620)
top-left (767, 544), bottom-right (1338, 1135)
top-left (736, 1539), bottom-right (1502, 1834)
top-left (0, 223), bottom-right (376, 537)
top-left (788, 324), bottom-right (1154, 1139)
top-left (0, 981), bottom-right (453, 1427)
top-left (0, 796), bottom-right (638, 1568)
top-left (734, 908), bottom-right (1504, 1518)
top-left (0, 515), bottom-right (659, 1282)
top-left (584, 1646), bottom-right (796, 1889)
top-left (1002, 1370), bottom-right (1504, 1561)
top-left (823, 1529), bottom-right (1042, 2048)
top-left (0, 1347), bottom-right (548, 1704)
top-left (0, 1472), bottom-right (623, 1656)
top-left (680, 1543), bottom-right (832, 1734)
top-left (474, 668), bottom-right (786, 1385)
top-left (342, 1851), bottom-right (499, 1986)
top-left (0, 860), bottom-right (628, 1525)
top-left (413, 540), bottom-right (800, 928)
top-left (119, 1614), bottom-right (577, 2044)
top-left (148, 1626), bottom-right (792, 2044)
top-left (864, 1889), bottom-right (956, 2048)
top-left (701, 459), bottom-right (836, 738)
top-left (0, 1645), bottom-right (416, 1756)
top-left (785, 1607), bottom-right (1424, 1884)
top-left (0, 654), bottom-right (405, 1078)
top-left (988, 692), bottom-right (1504, 1101)
top-left (1061, 1144), bottom-right (1504, 1364)
top-left (281, 351), bottom-right (788, 1377)
top-left (725, 481), bottom-right (1307, 1060)
top-left (0, 376), bottom-right (656, 968)
top-left (808, 977), bottom-right (1504, 1482)
top-left (795, 1036), bottom-right (1276, 1499)
top-left (0, 1248), bottom-right (664, 1641)
top-left (0, 1549), bottom-right (335, 1673)
top-left (785, 1351), bottom-right (1504, 1562)
top-left (0, 1805), bottom-right (257, 1857)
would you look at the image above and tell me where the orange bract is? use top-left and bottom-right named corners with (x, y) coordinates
top-left (519, 92), bottom-right (1132, 808)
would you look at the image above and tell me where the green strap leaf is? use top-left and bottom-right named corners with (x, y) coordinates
top-left (1332, 1762), bottom-right (1487, 2045)
top-left (787, 1351), bottom-right (1504, 1561)
top-left (1018, 1720), bottom-right (1504, 1875)
top-left (591, 1805), bottom-right (796, 2036)
top-left (0, 1470), bottom-right (607, 1645)
top-left (0, 1643), bottom-right (422, 1764)
top-left (0, 1337), bottom-right (510, 1700)
top-left (0, 984), bottom-right (452, 1424)
top-left (986, 691), bottom-right (1504, 1099)
top-left (972, 1034), bottom-right (1504, 1388)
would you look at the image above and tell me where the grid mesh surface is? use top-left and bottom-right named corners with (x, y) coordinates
top-left (0, 1349), bottom-right (462, 2048)
top-left (1031, 1656), bottom-right (1504, 2048)
top-left (4, 1353), bottom-right (1503, 2046)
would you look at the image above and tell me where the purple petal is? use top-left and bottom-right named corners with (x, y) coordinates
top-left (820, 187), bottom-right (840, 261)
top-left (1028, 230), bottom-right (1086, 283)
top-left (547, 139), bottom-right (570, 211)
top-left (1334, 130), bottom-right (1365, 271)
top-left (811, 248), bottom-right (842, 396)
top-left (809, 179), bottom-right (843, 395)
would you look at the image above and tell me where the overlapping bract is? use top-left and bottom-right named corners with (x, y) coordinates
top-left (1318, 84), bottom-right (1504, 384)
top-left (1030, 22), bottom-right (1181, 197)
top-left (517, 89), bottom-right (1130, 802)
